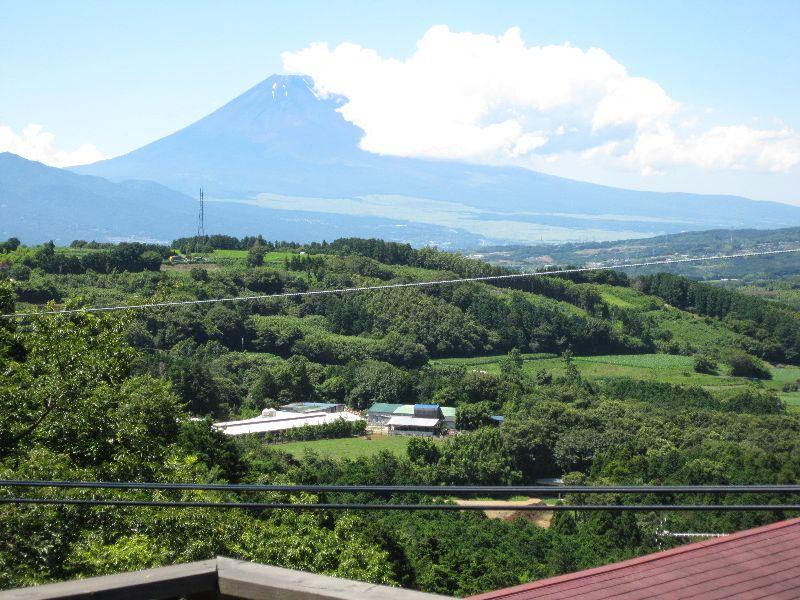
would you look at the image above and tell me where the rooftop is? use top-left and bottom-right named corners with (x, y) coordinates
top-left (367, 403), bottom-right (405, 414)
top-left (214, 410), bottom-right (363, 436)
top-left (386, 416), bottom-right (441, 428)
top-left (469, 517), bottom-right (800, 600)
top-left (369, 404), bottom-right (456, 417)
top-left (281, 402), bottom-right (344, 413)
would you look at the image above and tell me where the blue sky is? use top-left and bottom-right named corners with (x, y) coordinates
top-left (2, 0), bottom-right (799, 203)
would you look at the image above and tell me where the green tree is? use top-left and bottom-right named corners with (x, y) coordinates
top-left (407, 437), bottom-right (441, 466)
top-left (456, 401), bottom-right (494, 431)
top-left (0, 307), bottom-right (134, 457)
top-left (342, 360), bottom-right (412, 410)
top-left (247, 243), bottom-right (265, 267)
top-left (561, 349), bottom-right (580, 381)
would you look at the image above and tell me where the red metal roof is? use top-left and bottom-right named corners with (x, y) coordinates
top-left (469, 517), bottom-right (800, 600)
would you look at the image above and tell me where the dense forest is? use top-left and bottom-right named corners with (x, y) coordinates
top-left (2, 235), bottom-right (800, 596)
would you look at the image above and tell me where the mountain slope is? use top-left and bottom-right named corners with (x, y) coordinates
top-left (73, 74), bottom-right (800, 243)
top-left (0, 152), bottom-right (483, 246)
top-left (0, 152), bottom-right (200, 243)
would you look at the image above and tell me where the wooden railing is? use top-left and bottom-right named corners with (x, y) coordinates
top-left (0, 557), bottom-right (452, 600)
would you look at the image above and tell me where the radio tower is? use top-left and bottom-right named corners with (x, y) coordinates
top-left (195, 187), bottom-right (205, 254)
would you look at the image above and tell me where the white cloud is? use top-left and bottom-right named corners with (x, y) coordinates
top-left (282, 26), bottom-right (799, 176)
top-left (0, 123), bottom-right (104, 167)
top-left (595, 123), bottom-right (800, 174)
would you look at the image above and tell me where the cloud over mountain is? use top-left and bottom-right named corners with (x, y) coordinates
top-left (0, 123), bottom-right (104, 167)
top-left (282, 26), bottom-right (800, 176)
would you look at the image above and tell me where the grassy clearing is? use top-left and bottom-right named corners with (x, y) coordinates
top-left (650, 308), bottom-right (756, 355)
top-left (435, 352), bottom-right (800, 401)
top-left (55, 247), bottom-right (105, 257)
top-left (388, 265), bottom-right (452, 280)
top-left (210, 249), bottom-right (297, 264)
top-left (771, 364), bottom-right (800, 408)
top-left (597, 285), bottom-right (662, 310)
top-left (434, 352), bottom-right (557, 368)
top-left (271, 435), bottom-right (414, 460)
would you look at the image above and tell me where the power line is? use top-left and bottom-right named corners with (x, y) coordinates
top-left (2, 247), bottom-right (799, 319)
top-left (660, 532), bottom-right (729, 538)
top-left (3, 480), bottom-right (800, 494)
top-left (2, 498), bottom-right (799, 512)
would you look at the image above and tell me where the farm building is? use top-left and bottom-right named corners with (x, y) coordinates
top-left (213, 407), bottom-right (363, 437)
top-left (366, 403), bottom-right (405, 424)
top-left (386, 415), bottom-right (440, 436)
top-left (281, 402), bottom-right (345, 414)
top-left (367, 403), bottom-right (456, 431)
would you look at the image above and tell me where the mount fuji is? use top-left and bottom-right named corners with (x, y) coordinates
top-left (69, 74), bottom-right (800, 245)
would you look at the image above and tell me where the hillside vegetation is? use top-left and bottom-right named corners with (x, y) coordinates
top-left (3, 235), bottom-right (800, 596)
top-left (475, 225), bottom-right (800, 283)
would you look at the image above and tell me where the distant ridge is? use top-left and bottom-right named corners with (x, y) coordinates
top-left (0, 152), bottom-right (195, 244)
top-left (0, 152), bottom-right (483, 245)
top-left (73, 74), bottom-right (800, 244)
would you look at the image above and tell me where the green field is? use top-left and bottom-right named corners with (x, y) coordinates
top-left (272, 435), bottom-right (415, 459)
top-left (434, 352), bottom-right (800, 407)
top-left (210, 249), bottom-right (297, 264)
top-left (434, 352), bottom-right (557, 368)
top-left (597, 285), bottom-right (662, 310)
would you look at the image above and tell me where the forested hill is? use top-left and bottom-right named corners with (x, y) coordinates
top-left (474, 225), bottom-right (800, 281)
top-left (3, 235), bottom-right (800, 595)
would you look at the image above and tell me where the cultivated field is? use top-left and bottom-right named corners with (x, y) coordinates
top-left (272, 434), bottom-right (417, 459)
top-left (434, 353), bottom-right (800, 408)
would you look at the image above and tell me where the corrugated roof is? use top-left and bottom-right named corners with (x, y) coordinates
top-left (377, 404), bottom-right (455, 416)
top-left (386, 416), bottom-right (440, 428)
top-left (214, 411), bottom-right (363, 436)
top-left (469, 517), bottom-right (800, 600)
top-left (367, 403), bottom-right (405, 414)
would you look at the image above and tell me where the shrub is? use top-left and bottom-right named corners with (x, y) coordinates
top-left (265, 418), bottom-right (366, 443)
top-left (692, 354), bottom-right (717, 374)
top-left (722, 389), bottom-right (784, 415)
top-left (722, 349), bottom-right (772, 379)
top-left (9, 263), bottom-right (31, 281)
top-left (190, 267), bottom-right (209, 282)
top-left (247, 244), bottom-right (265, 267)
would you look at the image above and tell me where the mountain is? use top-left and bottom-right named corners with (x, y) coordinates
top-left (72, 74), bottom-right (800, 245)
top-left (0, 152), bottom-right (482, 246)
top-left (0, 152), bottom-right (197, 244)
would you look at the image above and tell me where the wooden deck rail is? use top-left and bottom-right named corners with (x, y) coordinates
top-left (0, 557), bottom-right (452, 600)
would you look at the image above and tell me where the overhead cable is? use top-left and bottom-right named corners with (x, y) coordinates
top-left (4, 480), bottom-right (800, 494)
top-left (2, 247), bottom-right (798, 319)
top-left (2, 497), bottom-right (800, 512)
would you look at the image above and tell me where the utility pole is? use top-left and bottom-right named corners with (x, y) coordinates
top-left (195, 187), bottom-right (205, 254)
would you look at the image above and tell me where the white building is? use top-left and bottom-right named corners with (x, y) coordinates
top-left (214, 407), bottom-right (364, 437)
